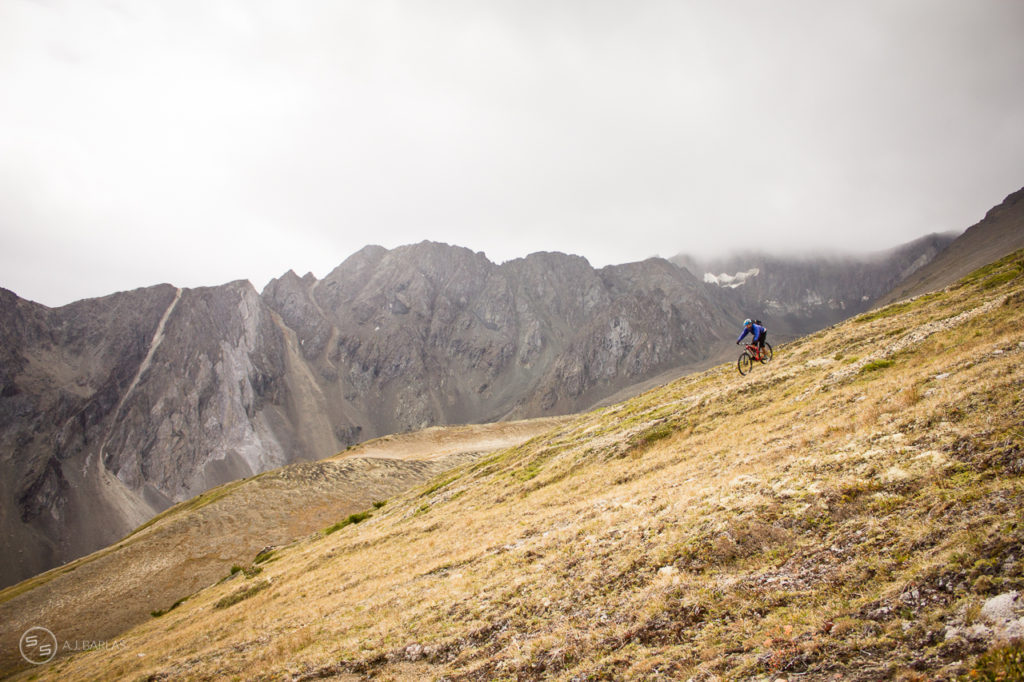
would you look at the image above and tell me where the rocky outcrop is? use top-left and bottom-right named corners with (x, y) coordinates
top-left (0, 236), bottom-right (949, 587)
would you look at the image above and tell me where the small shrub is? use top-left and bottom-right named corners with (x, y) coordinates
top-left (346, 511), bottom-right (371, 525)
top-left (373, 500), bottom-right (387, 509)
top-left (325, 510), bottom-right (373, 535)
top-left (226, 563), bottom-right (263, 579)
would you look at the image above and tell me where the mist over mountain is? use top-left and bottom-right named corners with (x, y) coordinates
top-left (0, 227), bottom-right (980, 588)
top-left (672, 233), bottom-right (958, 337)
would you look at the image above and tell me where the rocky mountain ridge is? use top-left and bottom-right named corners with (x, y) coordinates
top-left (876, 186), bottom-right (1024, 305)
top-left (0, 234), bottom-right (958, 588)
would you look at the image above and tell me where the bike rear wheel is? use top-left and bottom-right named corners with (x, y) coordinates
top-left (759, 342), bottom-right (773, 364)
top-left (737, 351), bottom-right (753, 375)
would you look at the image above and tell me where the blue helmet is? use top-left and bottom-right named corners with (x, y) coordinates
top-left (743, 318), bottom-right (752, 326)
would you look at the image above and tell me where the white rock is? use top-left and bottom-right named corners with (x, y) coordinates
top-left (982, 591), bottom-right (1022, 624)
top-left (658, 565), bottom-right (678, 576)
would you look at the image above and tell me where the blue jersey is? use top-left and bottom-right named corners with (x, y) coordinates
top-left (737, 323), bottom-right (765, 344)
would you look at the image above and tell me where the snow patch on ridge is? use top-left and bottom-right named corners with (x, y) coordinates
top-left (704, 268), bottom-right (760, 288)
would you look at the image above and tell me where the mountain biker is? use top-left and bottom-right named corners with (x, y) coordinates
top-left (736, 318), bottom-right (767, 358)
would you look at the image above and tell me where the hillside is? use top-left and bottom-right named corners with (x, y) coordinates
top-left (1, 244), bottom-right (742, 589)
top-left (1, 235), bottom-right (949, 589)
top-left (7, 249), bottom-right (1023, 680)
top-left (0, 416), bottom-right (563, 677)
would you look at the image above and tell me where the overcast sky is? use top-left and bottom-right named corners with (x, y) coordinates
top-left (2, 1), bottom-right (1023, 306)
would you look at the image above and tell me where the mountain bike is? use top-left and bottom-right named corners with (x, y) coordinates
top-left (737, 341), bottom-right (773, 376)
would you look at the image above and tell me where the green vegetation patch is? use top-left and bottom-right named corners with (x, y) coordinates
top-left (856, 290), bottom-right (945, 323)
top-left (511, 445), bottom-right (565, 482)
top-left (981, 266), bottom-right (1022, 290)
top-left (634, 422), bottom-right (676, 446)
top-left (325, 510), bottom-right (373, 535)
top-left (214, 579), bottom-right (270, 610)
top-left (859, 359), bottom-right (895, 375)
top-left (958, 249), bottom-right (1024, 287)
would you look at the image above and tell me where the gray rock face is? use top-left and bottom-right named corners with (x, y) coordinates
top-left (0, 238), bottom-right (945, 587)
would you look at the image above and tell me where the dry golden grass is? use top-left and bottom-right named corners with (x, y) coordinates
top-left (9, 251), bottom-right (1024, 681)
top-left (0, 418), bottom-right (564, 679)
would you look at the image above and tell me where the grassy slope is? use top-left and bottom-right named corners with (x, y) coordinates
top-left (21, 252), bottom-right (1024, 681)
top-left (0, 419), bottom-right (564, 678)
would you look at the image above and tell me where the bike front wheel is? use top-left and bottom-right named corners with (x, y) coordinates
top-left (759, 342), bottom-right (773, 364)
top-left (738, 351), bottom-right (753, 376)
